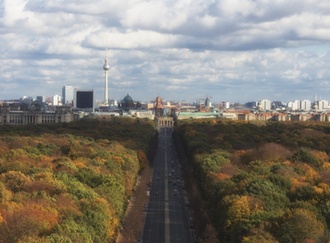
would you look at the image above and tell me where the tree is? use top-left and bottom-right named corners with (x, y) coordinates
top-left (0, 203), bottom-right (59, 243)
top-left (1, 171), bottom-right (31, 192)
top-left (292, 148), bottom-right (322, 167)
top-left (277, 208), bottom-right (326, 243)
top-left (224, 195), bottom-right (265, 241)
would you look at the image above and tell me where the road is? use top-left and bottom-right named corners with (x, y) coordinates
top-left (142, 127), bottom-right (194, 243)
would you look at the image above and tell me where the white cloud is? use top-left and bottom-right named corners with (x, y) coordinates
top-left (1, 0), bottom-right (330, 103)
top-left (217, 0), bottom-right (257, 18)
top-left (121, 1), bottom-right (189, 31)
top-left (2, 0), bottom-right (28, 26)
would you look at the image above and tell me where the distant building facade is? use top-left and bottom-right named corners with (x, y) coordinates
top-left (0, 101), bottom-right (78, 125)
top-left (74, 89), bottom-right (95, 111)
top-left (300, 100), bottom-right (311, 111)
top-left (62, 86), bottom-right (74, 106)
top-left (154, 96), bottom-right (164, 117)
top-left (118, 94), bottom-right (141, 111)
top-left (288, 100), bottom-right (301, 111)
top-left (52, 95), bottom-right (62, 106)
top-left (258, 100), bottom-right (271, 111)
top-left (36, 96), bottom-right (46, 103)
top-left (317, 100), bottom-right (329, 111)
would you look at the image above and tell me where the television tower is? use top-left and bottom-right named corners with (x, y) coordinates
top-left (103, 49), bottom-right (110, 106)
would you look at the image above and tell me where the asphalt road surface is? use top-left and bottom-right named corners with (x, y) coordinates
top-left (142, 127), bottom-right (195, 243)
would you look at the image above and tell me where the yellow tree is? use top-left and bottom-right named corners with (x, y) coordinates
top-left (225, 195), bottom-right (264, 241)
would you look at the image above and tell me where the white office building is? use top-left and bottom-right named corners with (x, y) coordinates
top-left (222, 101), bottom-right (230, 109)
top-left (258, 99), bottom-right (271, 111)
top-left (300, 100), bottom-right (311, 111)
top-left (289, 100), bottom-right (301, 111)
top-left (62, 86), bottom-right (75, 106)
top-left (317, 100), bottom-right (329, 110)
top-left (52, 95), bottom-right (62, 106)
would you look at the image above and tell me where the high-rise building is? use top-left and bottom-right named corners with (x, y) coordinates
top-left (222, 101), bottom-right (231, 109)
top-left (52, 95), bottom-right (62, 106)
top-left (317, 100), bottom-right (329, 110)
top-left (62, 86), bottom-right (74, 106)
top-left (300, 100), bottom-right (311, 111)
top-left (258, 99), bottom-right (271, 111)
top-left (75, 89), bottom-right (94, 110)
top-left (290, 100), bottom-right (301, 111)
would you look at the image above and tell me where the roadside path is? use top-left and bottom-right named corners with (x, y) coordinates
top-left (116, 165), bottom-right (152, 243)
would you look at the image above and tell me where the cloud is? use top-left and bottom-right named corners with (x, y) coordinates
top-left (1, 0), bottom-right (330, 104)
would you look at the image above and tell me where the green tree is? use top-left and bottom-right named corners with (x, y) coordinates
top-left (292, 148), bottom-right (322, 167)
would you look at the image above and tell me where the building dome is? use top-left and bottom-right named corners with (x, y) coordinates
top-left (123, 93), bottom-right (133, 102)
top-left (119, 93), bottom-right (135, 111)
top-left (28, 100), bottom-right (46, 112)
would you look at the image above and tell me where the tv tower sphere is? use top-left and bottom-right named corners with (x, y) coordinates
top-left (103, 58), bottom-right (110, 71)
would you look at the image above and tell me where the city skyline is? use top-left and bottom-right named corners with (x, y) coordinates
top-left (5, 89), bottom-right (330, 110)
top-left (1, 1), bottom-right (330, 103)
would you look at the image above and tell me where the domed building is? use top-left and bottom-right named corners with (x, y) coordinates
top-left (118, 93), bottom-right (140, 111)
top-left (123, 93), bottom-right (134, 107)
top-left (28, 100), bottom-right (47, 112)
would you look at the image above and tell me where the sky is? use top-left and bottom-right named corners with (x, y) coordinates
top-left (1, 0), bottom-right (330, 104)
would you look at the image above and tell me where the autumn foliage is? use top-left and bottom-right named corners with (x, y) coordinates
top-left (175, 120), bottom-right (330, 242)
top-left (0, 118), bottom-right (155, 243)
